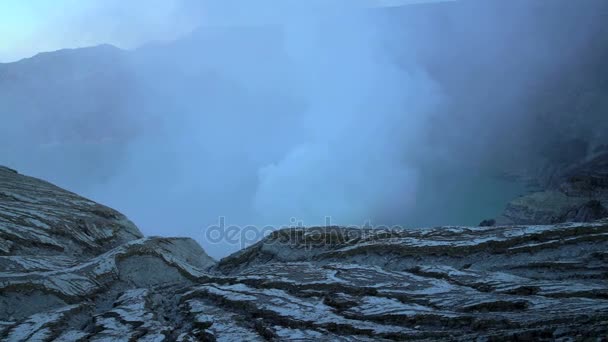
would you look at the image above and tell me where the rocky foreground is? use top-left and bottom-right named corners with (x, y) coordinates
top-left (1, 166), bottom-right (607, 341)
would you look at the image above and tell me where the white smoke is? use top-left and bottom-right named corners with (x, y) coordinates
top-left (251, 8), bottom-right (439, 225)
top-left (4, 0), bottom-right (606, 259)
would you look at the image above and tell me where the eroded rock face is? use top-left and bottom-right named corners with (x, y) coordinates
top-left (1, 167), bottom-right (607, 341)
top-left (498, 152), bottom-right (608, 225)
top-left (0, 167), bottom-right (216, 340)
top-left (0, 166), bottom-right (142, 257)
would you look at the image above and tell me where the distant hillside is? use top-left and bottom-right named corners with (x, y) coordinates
top-left (2, 0), bottom-right (606, 179)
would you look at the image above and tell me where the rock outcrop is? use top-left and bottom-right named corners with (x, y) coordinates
top-left (1, 167), bottom-right (607, 341)
top-left (498, 152), bottom-right (608, 225)
top-left (0, 166), bottom-right (141, 257)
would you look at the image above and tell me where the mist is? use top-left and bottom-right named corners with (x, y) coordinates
top-left (2, 0), bottom-right (607, 258)
top-left (91, 3), bottom-right (440, 257)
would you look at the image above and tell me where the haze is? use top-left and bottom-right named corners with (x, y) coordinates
top-left (2, 0), bottom-right (607, 258)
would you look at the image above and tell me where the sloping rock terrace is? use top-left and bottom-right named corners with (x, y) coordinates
top-left (1, 166), bottom-right (607, 341)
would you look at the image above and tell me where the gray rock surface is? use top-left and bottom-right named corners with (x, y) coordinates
top-left (498, 152), bottom-right (608, 225)
top-left (1, 167), bottom-right (607, 341)
top-left (0, 166), bottom-right (141, 257)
